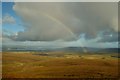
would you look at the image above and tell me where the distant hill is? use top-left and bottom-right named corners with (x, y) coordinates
top-left (2, 46), bottom-right (119, 53)
top-left (98, 48), bottom-right (119, 53)
top-left (59, 47), bottom-right (119, 53)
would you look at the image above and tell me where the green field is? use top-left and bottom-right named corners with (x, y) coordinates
top-left (2, 51), bottom-right (119, 78)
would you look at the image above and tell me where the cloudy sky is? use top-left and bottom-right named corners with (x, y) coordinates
top-left (2, 2), bottom-right (119, 49)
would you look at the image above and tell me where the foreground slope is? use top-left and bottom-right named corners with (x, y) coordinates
top-left (2, 52), bottom-right (119, 78)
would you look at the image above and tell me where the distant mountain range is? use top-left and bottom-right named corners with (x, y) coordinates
top-left (2, 46), bottom-right (119, 53)
top-left (98, 48), bottom-right (119, 53)
top-left (57, 47), bottom-right (119, 53)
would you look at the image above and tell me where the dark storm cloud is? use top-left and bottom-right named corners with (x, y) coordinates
top-left (98, 30), bottom-right (119, 42)
top-left (13, 2), bottom-right (118, 41)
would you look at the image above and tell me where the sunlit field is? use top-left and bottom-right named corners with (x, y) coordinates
top-left (2, 51), bottom-right (119, 78)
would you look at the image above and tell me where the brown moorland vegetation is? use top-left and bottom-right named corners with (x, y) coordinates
top-left (2, 52), bottom-right (119, 78)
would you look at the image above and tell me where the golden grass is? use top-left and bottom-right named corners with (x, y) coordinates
top-left (2, 52), bottom-right (119, 78)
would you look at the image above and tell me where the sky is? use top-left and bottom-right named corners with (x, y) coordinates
top-left (2, 2), bottom-right (119, 49)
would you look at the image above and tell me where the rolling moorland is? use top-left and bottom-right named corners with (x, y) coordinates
top-left (2, 47), bottom-right (119, 78)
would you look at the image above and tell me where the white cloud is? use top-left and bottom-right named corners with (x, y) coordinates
top-left (2, 34), bottom-right (118, 49)
top-left (13, 2), bottom-right (118, 41)
top-left (2, 14), bottom-right (16, 24)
